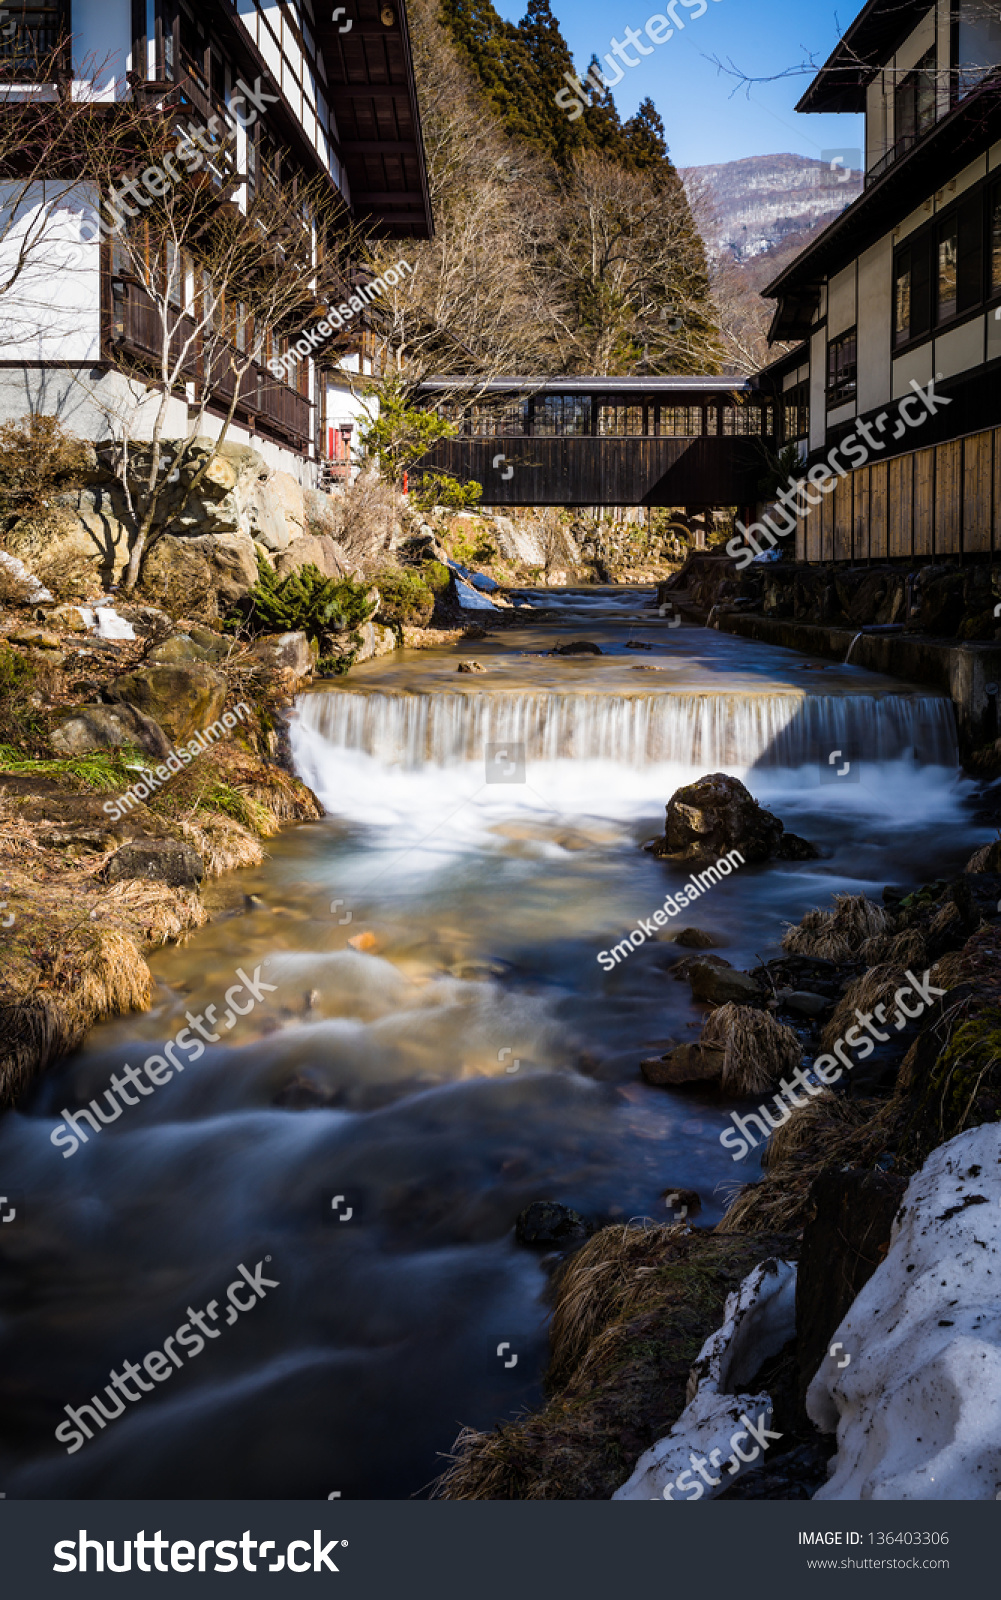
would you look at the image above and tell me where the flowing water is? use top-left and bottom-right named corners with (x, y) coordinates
top-left (0, 588), bottom-right (988, 1499)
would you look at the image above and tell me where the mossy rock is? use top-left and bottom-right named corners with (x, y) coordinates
top-left (899, 1002), bottom-right (1001, 1165)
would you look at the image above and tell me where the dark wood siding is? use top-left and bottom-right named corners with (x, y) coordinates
top-left (413, 436), bottom-right (768, 507)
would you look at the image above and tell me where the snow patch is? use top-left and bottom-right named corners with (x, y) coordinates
top-left (808, 1123), bottom-right (1001, 1500)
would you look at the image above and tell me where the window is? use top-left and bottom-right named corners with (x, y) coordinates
top-left (597, 404), bottom-right (645, 435)
top-left (938, 220), bottom-right (958, 321)
top-left (955, 0), bottom-right (1001, 101)
top-left (464, 404), bottom-right (527, 436)
top-left (894, 235), bottom-right (932, 347)
top-left (783, 381), bottom-right (809, 442)
top-left (533, 396), bottom-right (592, 436)
top-left (827, 328), bottom-right (857, 405)
top-left (657, 406), bottom-right (701, 436)
top-left (895, 46), bottom-right (937, 145)
top-left (721, 403), bottom-right (770, 435)
top-left (0, 3), bottom-right (66, 77)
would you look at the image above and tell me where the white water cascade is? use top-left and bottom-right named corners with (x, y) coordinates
top-left (293, 689), bottom-right (958, 771)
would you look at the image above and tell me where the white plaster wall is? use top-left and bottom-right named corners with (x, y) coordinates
top-left (857, 235), bottom-right (893, 413)
top-left (896, 8), bottom-right (936, 73)
top-left (893, 345), bottom-right (934, 399)
top-left (0, 181), bottom-right (101, 362)
top-left (827, 263), bottom-right (856, 337)
top-left (809, 326), bottom-right (827, 452)
top-left (895, 200), bottom-right (934, 243)
top-left (935, 315), bottom-right (985, 377)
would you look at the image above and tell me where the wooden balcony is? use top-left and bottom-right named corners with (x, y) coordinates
top-left (111, 279), bottom-right (312, 452)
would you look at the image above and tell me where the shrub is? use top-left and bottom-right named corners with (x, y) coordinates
top-left (0, 415), bottom-right (92, 520)
top-left (371, 569), bottom-right (434, 628)
top-left (412, 472), bottom-right (483, 513)
top-left (0, 643), bottom-right (45, 755)
top-left (240, 554), bottom-right (377, 640)
top-left (422, 559), bottom-right (451, 593)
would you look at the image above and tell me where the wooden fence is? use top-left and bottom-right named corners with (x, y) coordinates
top-left (794, 425), bottom-right (1000, 562)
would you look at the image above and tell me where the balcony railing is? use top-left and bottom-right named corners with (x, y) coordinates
top-left (865, 133), bottom-right (918, 187)
top-left (113, 280), bottom-right (312, 449)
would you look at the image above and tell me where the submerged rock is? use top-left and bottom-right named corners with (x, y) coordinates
top-left (808, 1124), bottom-right (1001, 1499)
top-left (553, 640), bottom-right (602, 656)
top-left (674, 927), bottom-right (717, 948)
top-left (689, 961), bottom-right (762, 1006)
top-left (652, 773), bottom-right (817, 865)
top-left (515, 1200), bottom-right (593, 1248)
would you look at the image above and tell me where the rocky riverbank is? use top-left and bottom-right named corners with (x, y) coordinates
top-left (433, 776), bottom-right (1001, 1500)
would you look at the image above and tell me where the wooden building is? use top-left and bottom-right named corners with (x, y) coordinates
top-left (760, 0), bottom-right (1001, 563)
top-left (415, 376), bottom-right (778, 509)
top-left (0, 0), bottom-right (431, 482)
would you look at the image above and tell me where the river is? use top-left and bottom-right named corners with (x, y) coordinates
top-left (0, 587), bottom-right (985, 1498)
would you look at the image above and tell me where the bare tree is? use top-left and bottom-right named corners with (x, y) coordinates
top-left (75, 100), bottom-right (357, 592)
top-left (532, 150), bottom-right (724, 376)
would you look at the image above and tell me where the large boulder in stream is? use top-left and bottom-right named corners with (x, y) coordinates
top-left (651, 773), bottom-right (817, 865)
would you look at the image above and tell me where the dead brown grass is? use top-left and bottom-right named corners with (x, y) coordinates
top-left (717, 1095), bottom-right (895, 1234)
top-left (701, 1002), bottom-right (801, 1093)
top-left (857, 926), bottom-right (927, 969)
top-left (821, 963), bottom-right (901, 1052)
top-left (430, 1225), bottom-right (801, 1500)
top-left (782, 893), bottom-right (888, 963)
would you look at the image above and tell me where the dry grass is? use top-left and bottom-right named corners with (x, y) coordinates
top-left (178, 815), bottom-right (266, 875)
top-left (717, 1094), bottom-right (896, 1234)
top-left (782, 893), bottom-right (888, 963)
top-left (324, 470), bottom-right (403, 571)
top-left (546, 1222), bottom-right (682, 1391)
top-left (820, 962), bottom-right (902, 1052)
top-left (857, 926), bottom-right (927, 969)
top-left (700, 1002), bottom-right (802, 1093)
top-left (430, 1225), bottom-right (801, 1500)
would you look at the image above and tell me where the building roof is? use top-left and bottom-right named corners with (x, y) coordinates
top-left (763, 78), bottom-right (1001, 319)
top-left (418, 375), bottom-right (758, 394)
top-left (319, 0), bottom-right (432, 239)
top-left (796, 0), bottom-right (936, 114)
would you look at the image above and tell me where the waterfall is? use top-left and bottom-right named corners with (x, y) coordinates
top-left (293, 689), bottom-right (958, 770)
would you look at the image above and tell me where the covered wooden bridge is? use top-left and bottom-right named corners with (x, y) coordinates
top-left (413, 376), bottom-right (788, 508)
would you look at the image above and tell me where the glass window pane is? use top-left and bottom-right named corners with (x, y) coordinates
top-left (938, 224), bottom-right (957, 322)
top-left (894, 252), bottom-right (911, 344)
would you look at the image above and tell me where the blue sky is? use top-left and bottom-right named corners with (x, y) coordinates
top-left (495, 0), bottom-right (865, 169)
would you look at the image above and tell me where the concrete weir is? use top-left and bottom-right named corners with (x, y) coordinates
top-left (714, 613), bottom-right (1001, 756)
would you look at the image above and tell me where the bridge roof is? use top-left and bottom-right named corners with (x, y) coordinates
top-left (418, 375), bottom-right (757, 394)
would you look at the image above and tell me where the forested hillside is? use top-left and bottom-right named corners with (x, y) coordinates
top-left (367, 0), bottom-right (732, 382)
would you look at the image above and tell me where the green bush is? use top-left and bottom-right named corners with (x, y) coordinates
top-left (371, 569), bottom-right (434, 628)
top-left (421, 559), bottom-right (451, 593)
top-left (412, 472), bottom-right (483, 513)
top-left (240, 555), bottom-right (377, 640)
